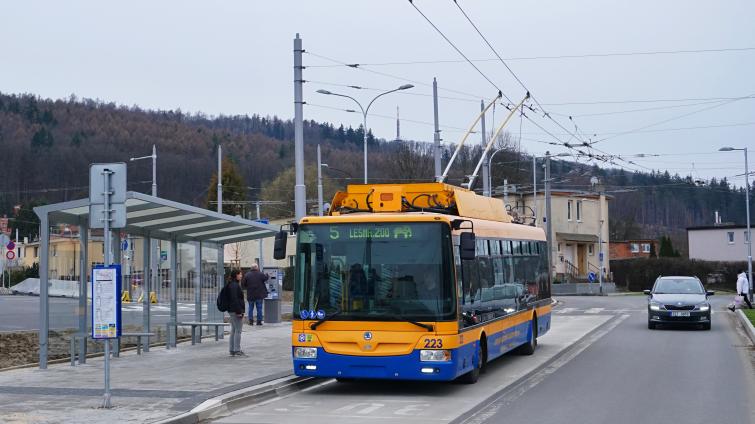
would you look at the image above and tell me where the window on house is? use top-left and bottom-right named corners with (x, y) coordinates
top-left (567, 200), bottom-right (573, 220)
top-left (588, 244), bottom-right (594, 255)
top-left (630, 243), bottom-right (639, 253)
top-left (34, 247), bottom-right (39, 257)
top-left (642, 243), bottom-right (651, 253)
top-left (576, 200), bottom-right (582, 221)
top-left (728, 232), bottom-right (735, 244)
top-left (557, 243), bottom-right (562, 252)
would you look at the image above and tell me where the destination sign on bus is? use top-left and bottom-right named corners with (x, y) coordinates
top-left (329, 225), bottom-right (414, 240)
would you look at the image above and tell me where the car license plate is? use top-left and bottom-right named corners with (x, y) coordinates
top-left (671, 311), bottom-right (690, 317)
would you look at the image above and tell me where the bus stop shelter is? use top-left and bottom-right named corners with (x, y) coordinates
top-left (34, 191), bottom-right (279, 369)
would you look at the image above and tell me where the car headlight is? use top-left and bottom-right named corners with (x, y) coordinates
top-left (649, 302), bottom-right (663, 311)
top-left (696, 303), bottom-right (710, 312)
top-left (294, 347), bottom-right (317, 359)
top-left (420, 349), bottom-right (451, 362)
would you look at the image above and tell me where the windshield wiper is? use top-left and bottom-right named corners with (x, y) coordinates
top-left (386, 315), bottom-right (434, 332)
top-left (310, 310), bottom-right (341, 330)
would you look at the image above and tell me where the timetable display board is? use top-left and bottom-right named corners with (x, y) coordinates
top-left (91, 265), bottom-right (122, 339)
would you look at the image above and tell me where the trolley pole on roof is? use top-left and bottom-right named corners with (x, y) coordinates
top-left (481, 100), bottom-right (490, 197)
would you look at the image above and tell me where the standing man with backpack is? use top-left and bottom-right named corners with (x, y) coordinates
top-left (218, 269), bottom-right (247, 356)
top-left (242, 264), bottom-right (269, 325)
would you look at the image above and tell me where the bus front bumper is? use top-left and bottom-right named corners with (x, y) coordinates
top-left (293, 347), bottom-right (463, 381)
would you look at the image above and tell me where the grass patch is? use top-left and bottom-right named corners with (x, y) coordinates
top-left (743, 309), bottom-right (755, 327)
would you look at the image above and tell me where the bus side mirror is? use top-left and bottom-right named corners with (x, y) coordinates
top-left (273, 231), bottom-right (288, 260)
top-left (460, 232), bottom-right (476, 261)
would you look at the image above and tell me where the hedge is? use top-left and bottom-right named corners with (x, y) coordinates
top-left (610, 258), bottom-right (746, 292)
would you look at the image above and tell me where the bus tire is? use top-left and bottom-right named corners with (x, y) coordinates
top-left (479, 335), bottom-right (488, 374)
top-left (458, 341), bottom-right (482, 384)
top-left (335, 377), bottom-right (353, 383)
top-left (517, 316), bottom-right (537, 356)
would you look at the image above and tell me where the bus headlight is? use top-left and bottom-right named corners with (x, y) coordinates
top-left (294, 347), bottom-right (317, 359)
top-left (420, 350), bottom-right (451, 362)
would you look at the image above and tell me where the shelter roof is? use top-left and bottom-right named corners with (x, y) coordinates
top-left (34, 191), bottom-right (278, 244)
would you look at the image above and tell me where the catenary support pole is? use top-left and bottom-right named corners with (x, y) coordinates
top-left (217, 145), bottom-right (222, 214)
top-left (142, 234), bottom-right (151, 352)
top-left (533, 156), bottom-right (538, 227)
top-left (433, 78), bottom-right (442, 181)
top-left (746, 148), bottom-right (753, 303)
top-left (38, 212), bottom-right (49, 369)
top-left (545, 152), bottom-right (554, 283)
top-left (481, 100), bottom-right (490, 197)
top-left (256, 203), bottom-right (264, 271)
top-left (293, 33), bottom-right (306, 220)
top-left (79, 222), bottom-right (89, 363)
top-left (317, 144), bottom-right (324, 216)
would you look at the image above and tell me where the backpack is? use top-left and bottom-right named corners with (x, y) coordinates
top-left (216, 284), bottom-right (231, 312)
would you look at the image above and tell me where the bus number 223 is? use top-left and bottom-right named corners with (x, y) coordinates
top-left (424, 338), bottom-right (443, 348)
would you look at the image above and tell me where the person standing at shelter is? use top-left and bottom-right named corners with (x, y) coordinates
top-left (227, 269), bottom-right (247, 356)
top-left (242, 264), bottom-right (268, 325)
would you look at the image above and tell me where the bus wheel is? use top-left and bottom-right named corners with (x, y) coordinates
top-left (335, 378), bottom-right (353, 383)
top-left (459, 342), bottom-right (481, 384)
top-left (517, 316), bottom-right (537, 356)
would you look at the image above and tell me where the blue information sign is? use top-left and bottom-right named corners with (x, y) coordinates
top-left (121, 239), bottom-right (128, 251)
top-left (587, 271), bottom-right (596, 283)
top-left (91, 265), bottom-right (122, 339)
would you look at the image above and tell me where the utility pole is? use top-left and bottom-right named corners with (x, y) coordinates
top-left (396, 106), bottom-right (400, 141)
top-left (746, 147), bottom-right (753, 303)
top-left (217, 145), bottom-right (222, 214)
top-left (293, 33), bottom-right (306, 221)
top-left (545, 152), bottom-right (553, 284)
top-left (317, 144), bottom-right (324, 216)
top-left (481, 100), bottom-right (490, 197)
top-left (433, 78), bottom-right (442, 181)
top-left (533, 156), bottom-right (538, 227)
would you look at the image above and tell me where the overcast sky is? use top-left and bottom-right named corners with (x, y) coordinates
top-left (2, 1), bottom-right (754, 181)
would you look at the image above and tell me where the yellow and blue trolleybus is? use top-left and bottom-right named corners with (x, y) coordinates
top-left (275, 182), bottom-right (551, 383)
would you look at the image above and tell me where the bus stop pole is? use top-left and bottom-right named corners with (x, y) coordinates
top-left (194, 241), bottom-right (202, 343)
top-left (39, 212), bottom-right (49, 369)
top-left (216, 244), bottom-right (224, 340)
top-left (143, 235), bottom-right (151, 352)
top-left (170, 238), bottom-right (178, 347)
top-left (78, 222), bottom-right (89, 363)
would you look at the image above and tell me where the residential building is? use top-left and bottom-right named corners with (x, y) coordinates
top-left (687, 224), bottom-right (751, 262)
top-left (610, 239), bottom-right (657, 259)
top-left (500, 189), bottom-right (610, 282)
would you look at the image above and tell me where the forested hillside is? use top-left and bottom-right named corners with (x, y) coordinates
top-left (0, 92), bottom-right (749, 254)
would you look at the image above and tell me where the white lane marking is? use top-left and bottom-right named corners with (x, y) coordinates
top-left (555, 307), bottom-right (578, 314)
top-left (584, 308), bottom-right (604, 314)
top-left (463, 314), bottom-right (630, 424)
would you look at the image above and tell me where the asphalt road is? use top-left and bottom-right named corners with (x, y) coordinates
top-left (467, 294), bottom-right (755, 424)
top-left (211, 294), bottom-right (755, 424)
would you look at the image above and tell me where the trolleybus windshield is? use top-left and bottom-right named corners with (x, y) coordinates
top-left (294, 222), bottom-right (456, 322)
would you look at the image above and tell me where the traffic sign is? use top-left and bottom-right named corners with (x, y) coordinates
top-left (160, 251), bottom-right (168, 262)
top-left (121, 239), bottom-right (129, 251)
top-left (588, 271), bottom-right (597, 283)
top-left (6, 241), bottom-right (15, 251)
top-left (599, 252), bottom-right (604, 262)
top-left (6, 251), bottom-right (15, 260)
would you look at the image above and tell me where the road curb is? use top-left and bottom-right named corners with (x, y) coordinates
top-left (155, 374), bottom-right (320, 424)
top-left (735, 309), bottom-right (755, 345)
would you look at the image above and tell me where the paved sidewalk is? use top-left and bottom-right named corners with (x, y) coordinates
top-left (0, 322), bottom-right (293, 424)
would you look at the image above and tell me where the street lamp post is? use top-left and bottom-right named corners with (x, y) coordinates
top-left (316, 84), bottom-right (414, 183)
top-left (719, 146), bottom-right (753, 303)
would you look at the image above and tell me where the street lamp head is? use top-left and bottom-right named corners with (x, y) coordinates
top-left (316, 89), bottom-right (332, 95)
top-left (321, 163), bottom-right (329, 168)
top-left (554, 153), bottom-right (571, 157)
top-left (398, 84), bottom-right (414, 90)
top-left (345, 109), bottom-right (357, 113)
top-left (719, 147), bottom-right (735, 152)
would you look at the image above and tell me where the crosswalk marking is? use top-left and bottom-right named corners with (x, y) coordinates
top-left (584, 308), bottom-right (604, 314)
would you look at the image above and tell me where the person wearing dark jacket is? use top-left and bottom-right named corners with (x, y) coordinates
top-left (227, 270), bottom-right (246, 356)
top-left (242, 264), bottom-right (269, 325)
